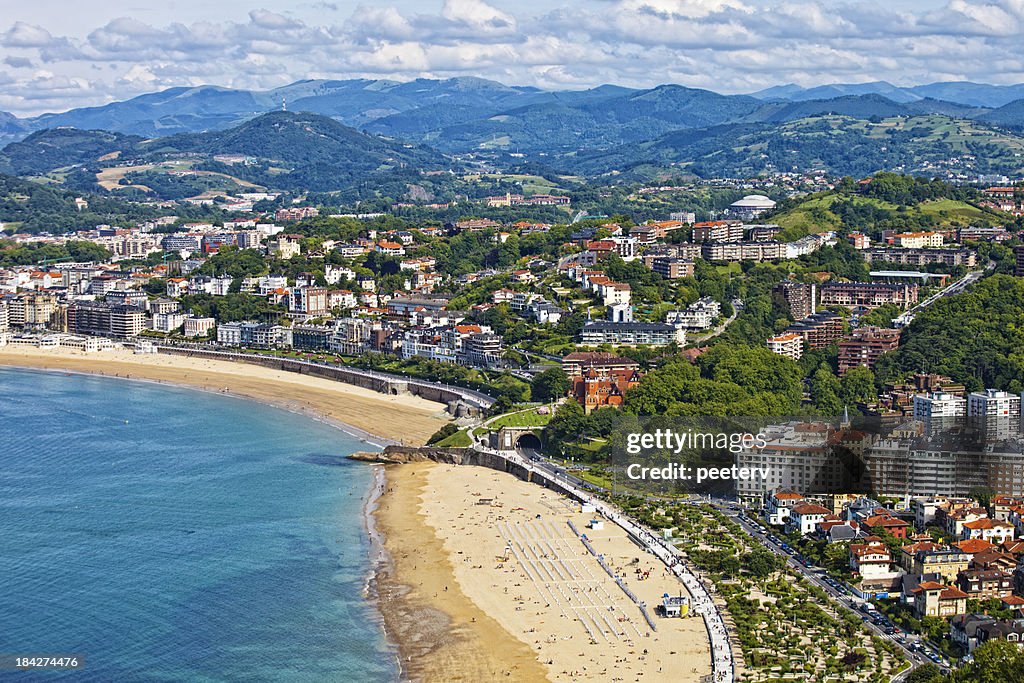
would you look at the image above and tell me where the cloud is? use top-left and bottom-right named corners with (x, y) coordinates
top-left (1, 0), bottom-right (1024, 115)
top-left (2, 22), bottom-right (58, 48)
top-left (4, 55), bottom-right (34, 69)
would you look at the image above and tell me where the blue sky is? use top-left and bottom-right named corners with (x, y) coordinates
top-left (1, 0), bottom-right (1022, 115)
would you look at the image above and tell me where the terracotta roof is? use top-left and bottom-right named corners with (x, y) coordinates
top-left (864, 515), bottom-right (909, 528)
top-left (912, 581), bottom-right (949, 593)
top-left (955, 539), bottom-right (995, 554)
top-left (964, 518), bottom-right (1013, 530)
top-left (792, 503), bottom-right (831, 516)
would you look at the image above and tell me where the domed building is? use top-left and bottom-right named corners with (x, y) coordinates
top-left (729, 194), bottom-right (777, 219)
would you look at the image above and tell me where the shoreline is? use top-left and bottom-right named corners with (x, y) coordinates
top-left (0, 346), bottom-right (449, 446)
top-left (372, 463), bottom-right (549, 682)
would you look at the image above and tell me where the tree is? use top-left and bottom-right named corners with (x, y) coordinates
top-left (532, 367), bottom-right (571, 403)
top-left (904, 663), bottom-right (941, 683)
top-left (811, 366), bottom-right (844, 416)
top-left (840, 366), bottom-right (876, 406)
top-left (949, 640), bottom-right (1024, 682)
top-left (427, 423), bottom-right (459, 445)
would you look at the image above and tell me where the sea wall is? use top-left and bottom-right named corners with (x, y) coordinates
top-left (350, 446), bottom-right (582, 502)
top-left (156, 346), bottom-right (492, 416)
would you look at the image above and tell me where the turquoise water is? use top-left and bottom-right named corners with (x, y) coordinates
top-left (0, 367), bottom-right (396, 682)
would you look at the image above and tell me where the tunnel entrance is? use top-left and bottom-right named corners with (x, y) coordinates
top-left (515, 432), bottom-right (542, 455)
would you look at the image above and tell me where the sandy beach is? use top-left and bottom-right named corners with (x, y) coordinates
top-left (375, 463), bottom-right (712, 682)
top-left (0, 345), bottom-right (450, 445)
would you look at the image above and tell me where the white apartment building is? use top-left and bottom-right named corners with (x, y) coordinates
top-left (766, 332), bottom-right (803, 360)
top-left (152, 311), bottom-right (187, 333)
top-left (967, 389), bottom-right (1021, 441)
top-left (914, 392), bottom-right (967, 432)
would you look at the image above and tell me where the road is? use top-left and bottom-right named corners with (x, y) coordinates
top-left (893, 262), bottom-right (992, 328)
top-left (688, 298), bottom-right (744, 344)
top-left (716, 503), bottom-right (953, 680)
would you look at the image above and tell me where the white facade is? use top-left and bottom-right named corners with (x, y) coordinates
top-left (152, 312), bottom-right (187, 333)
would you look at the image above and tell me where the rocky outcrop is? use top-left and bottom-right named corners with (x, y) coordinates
top-left (349, 446), bottom-right (473, 464)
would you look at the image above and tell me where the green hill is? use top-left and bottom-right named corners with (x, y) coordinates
top-left (0, 112), bottom-right (446, 195)
top-left (0, 128), bottom-right (143, 176)
top-left (563, 114), bottom-right (1024, 179)
top-left (772, 193), bottom-right (999, 238)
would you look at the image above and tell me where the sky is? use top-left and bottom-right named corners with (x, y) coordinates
top-left (1, 0), bottom-right (1023, 116)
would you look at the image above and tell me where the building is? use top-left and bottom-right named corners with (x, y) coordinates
top-left (579, 322), bottom-right (685, 347)
top-left (291, 325), bottom-right (333, 351)
top-left (571, 366), bottom-right (643, 414)
top-left (786, 311), bottom-right (844, 350)
top-left (647, 257), bottom-right (694, 280)
top-left (267, 234), bottom-right (302, 258)
top-left (701, 241), bottom-right (785, 262)
top-left (862, 513), bottom-right (910, 539)
top-left (68, 301), bottom-right (145, 338)
top-left (766, 332), bottom-right (803, 360)
top-left (787, 503), bottom-right (832, 535)
top-left (911, 581), bottom-right (968, 619)
top-left (152, 311), bottom-right (186, 333)
top-left (911, 548), bottom-right (971, 582)
top-left (216, 321), bottom-right (289, 348)
top-left (665, 298), bottom-right (721, 330)
top-left (819, 282), bottom-right (918, 309)
top-left (837, 327), bottom-right (902, 375)
top-left (890, 232), bottom-right (944, 248)
top-left (562, 352), bottom-right (640, 377)
top-left (736, 423), bottom-right (862, 503)
top-left (184, 316), bottom-right (215, 338)
top-left (849, 540), bottom-right (897, 580)
top-left (774, 282), bottom-right (816, 320)
top-left (462, 333), bottom-right (503, 368)
top-left (692, 220), bottom-right (744, 243)
top-left (961, 518), bottom-right (1016, 544)
top-left (290, 287), bottom-right (329, 316)
top-left (913, 392), bottom-right (966, 434)
top-left (729, 194), bottom-right (776, 219)
top-left (967, 389), bottom-right (1021, 443)
top-left (764, 490), bottom-right (807, 526)
top-left (956, 570), bottom-right (1014, 600)
top-left (1015, 246), bottom-right (1024, 277)
top-left (849, 232), bottom-right (871, 249)
top-left (863, 247), bottom-right (976, 268)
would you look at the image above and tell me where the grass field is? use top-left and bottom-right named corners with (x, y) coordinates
top-left (435, 429), bottom-right (472, 447)
top-left (774, 192), bottom-right (999, 237)
top-left (487, 409), bottom-right (552, 430)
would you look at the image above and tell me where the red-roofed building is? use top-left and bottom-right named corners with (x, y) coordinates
top-left (912, 581), bottom-right (969, 618)
top-left (787, 503), bottom-right (832, 535)
top-left (962, 518), bottom-right (1016, 545)
top-left (863, 514), bottom-right (910, 539)
top-left (571, 366), bottom-right (643, 414)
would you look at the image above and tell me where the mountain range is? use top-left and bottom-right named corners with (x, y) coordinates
top-left (4, 77), bottom-right (1024, 196)
top-left (3, 77), bottom-right (1024, 154)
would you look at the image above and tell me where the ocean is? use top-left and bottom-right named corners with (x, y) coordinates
top-left (0, 367), bottom-right (397, 682)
